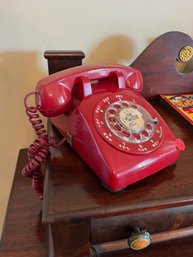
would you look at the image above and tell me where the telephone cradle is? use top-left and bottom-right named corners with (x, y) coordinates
top-left (23, 64), bottom-right (185, 196)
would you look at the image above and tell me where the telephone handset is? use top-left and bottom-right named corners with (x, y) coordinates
top-left (23, 65), bottom-right (185, 198)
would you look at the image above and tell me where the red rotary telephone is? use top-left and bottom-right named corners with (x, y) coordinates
top-left (23, 65), bottom-right (185, 198)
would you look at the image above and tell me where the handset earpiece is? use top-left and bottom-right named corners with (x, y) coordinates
top-left (35, 81), bottom-right (72, 117)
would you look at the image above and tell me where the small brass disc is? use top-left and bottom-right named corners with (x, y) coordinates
top-left (128, 231), bottom-right (151, 251)
top-left (179, 45), bottom-right (193, 62)
top-left (130, 238), bottom-right (150, 250)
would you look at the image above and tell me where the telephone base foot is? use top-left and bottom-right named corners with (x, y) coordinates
top-left (168, 162), bottom-right (176, 168)
top-left (101, 182), bottom-right (127, 193)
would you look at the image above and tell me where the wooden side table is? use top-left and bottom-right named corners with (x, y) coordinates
top-left (1, 147), bottom-right (193, 257)
top-left (0, 149), bottom-right (48, 257)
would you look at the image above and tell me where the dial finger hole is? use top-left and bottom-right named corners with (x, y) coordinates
top-left (146, 124), bottom-right (153, 131)
top-left (131, 104), bottom-right (138, 109)
top-left (113, 124), bottom-right (122, 131)
top-left (108, 109), bottom-right (117, 114)
top-left (142, 130), bottom-right (149, 137)
top-left (122, 131), bottom-right (131, 137)
top-left (133, 133), bottom-right (141, 140)
top-left (113, 103), bottom-right (122, 109)
top-left (107, 116), bottom-right (116, 123)
top-left (121, 102), bottom-right (130, 107)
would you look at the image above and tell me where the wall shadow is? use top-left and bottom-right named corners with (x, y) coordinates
top-left (85, 35), bottom-right (136, 65)
top-left (0, 51), bottom-right (48, 146)
top-left (0, 51), bottom-right (47, 91)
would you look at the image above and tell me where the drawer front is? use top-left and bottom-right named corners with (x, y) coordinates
top-left (91, 205), bottom-right (193, 244)
top-left (91, 236), bottom-right (193, 257)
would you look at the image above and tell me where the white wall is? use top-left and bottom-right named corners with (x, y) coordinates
top-left (0, 0), bottom-right (193, 238)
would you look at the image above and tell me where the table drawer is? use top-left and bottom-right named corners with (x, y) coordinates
top-left (91, 204), bottom-right (193, 246)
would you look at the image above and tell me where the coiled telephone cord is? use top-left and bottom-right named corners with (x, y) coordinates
top-left (22, 92), bottom-right (66, 199)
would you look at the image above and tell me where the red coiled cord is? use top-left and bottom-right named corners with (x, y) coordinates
top-left (22, 92), bottom-right (66, 199)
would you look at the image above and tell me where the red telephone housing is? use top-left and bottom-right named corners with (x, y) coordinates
top-left (34, 65), bottom-right (184, 192)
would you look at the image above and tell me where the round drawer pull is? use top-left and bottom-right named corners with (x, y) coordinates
top-left (128, 230), bottom-right (151, 250)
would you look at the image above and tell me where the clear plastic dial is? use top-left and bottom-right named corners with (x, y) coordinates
top-left (105, 100), bottom-right (158, 143)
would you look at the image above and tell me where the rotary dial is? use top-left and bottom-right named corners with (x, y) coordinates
top-left (94, 94), bottom-right (163, 154)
